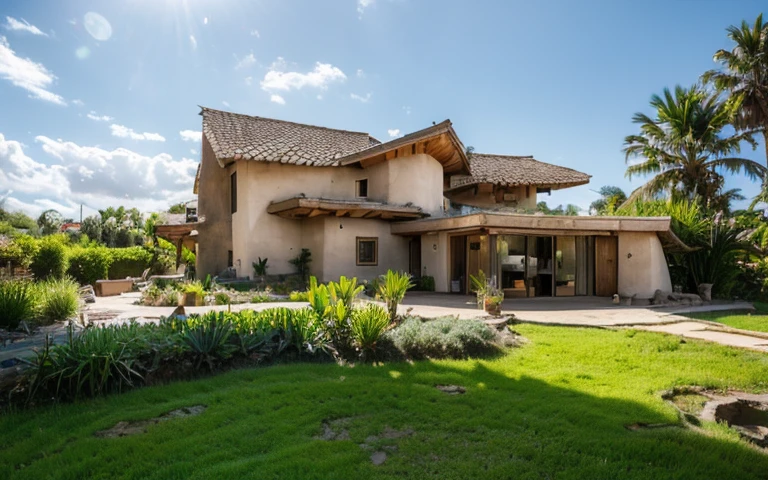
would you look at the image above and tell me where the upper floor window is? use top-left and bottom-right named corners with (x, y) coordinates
top-left (356, 179), bottom-right (368, 198)
top-left (230, 171), bottom-right (237, 213)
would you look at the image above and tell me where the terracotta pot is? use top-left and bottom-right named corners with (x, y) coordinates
top-left (183, 292), bottom-right (200, 307)
top-left (484, 298), bottom-right (502, 316)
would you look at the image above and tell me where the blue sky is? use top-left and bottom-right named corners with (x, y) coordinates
top-left (0, 0), bottom-right (765, 220)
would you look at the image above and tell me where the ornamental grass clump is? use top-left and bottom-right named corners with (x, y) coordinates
top-left (350, 303), bottom-right (390, 358)
top-left (35, 277), bottom-right (80, 324)
top-left (0, 279), bottom-right (36, 330)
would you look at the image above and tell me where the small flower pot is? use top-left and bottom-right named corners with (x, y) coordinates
top-left (484, 298), bottom-right (502, 316)
top-left (183, 292), bottom-right (202, 307)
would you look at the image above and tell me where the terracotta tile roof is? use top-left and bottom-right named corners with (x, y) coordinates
top-left (448, 153), bottom-right (591, 190)
top-left (200, 107), bottom-right (379, 167)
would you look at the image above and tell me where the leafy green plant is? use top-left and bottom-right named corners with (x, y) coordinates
top-left (288, 307), bottom-right (329, 355)
top-left (202, 274), bottom-right (212, 291)
top-left (350, 304), bottom-right (389, 358)
top-left (377, 270), bottom-right (414, 323)
top-left (252, 257), bottom-right (269, 279)
top-left (67, 246), bottom-right (111, 285)
top-left (35, 277), bottom-right (80, 324)
top-left (30, 236), bottom-right (68, 280)
top-left (328, 276), bottom-right (364, 307)
top-left (107, 246), bottom-right (153, 279)
top-left (307, 276), bottom-right (332, 319)
top-left (289, 290), bottom-right (309, 302)
top-left (289, 248), bottom-right (312, 284)
top-left (0, 280), bottom-right (35, 330)
top-left (417, 276), bottom-right (435, 292)
top-left (214, 292), bottom-right (231, 305)
top-left (181, 312), bottom-right (236, 370)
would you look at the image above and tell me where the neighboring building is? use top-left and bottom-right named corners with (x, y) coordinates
top-left (187, 107), bottom-right (687, 299)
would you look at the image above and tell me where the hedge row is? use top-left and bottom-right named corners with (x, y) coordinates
top-left (67, 246), bottom-right (153, 285)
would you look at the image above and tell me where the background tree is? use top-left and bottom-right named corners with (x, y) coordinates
top-left (537, 201), bottom-right (580, 216)
top-left (703, 14), bottom-right (768, 164)
top-left (168, 202), bottom-right (186, 214)
top-left (37, 209), bottom-right (64, 235)
top-left (80, 215), bottom-right (103, 243)
top-left (624, 85), bottom-right (765, 210)
top-left (589, 186), bottom-right (627, 215)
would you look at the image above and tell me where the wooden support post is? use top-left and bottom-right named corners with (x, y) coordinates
top-left (175, 237), bottom-right (183, 270)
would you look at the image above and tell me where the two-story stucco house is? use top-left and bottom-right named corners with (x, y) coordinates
top-left (178, 107), bottom-right (687, 300)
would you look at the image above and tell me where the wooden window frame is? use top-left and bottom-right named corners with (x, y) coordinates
top-left (356, 237), bottom-right (378, 266)
top-left (230, 171), bottom-right (238, 214)
top-left (356, 178), bottom-right (368, 198)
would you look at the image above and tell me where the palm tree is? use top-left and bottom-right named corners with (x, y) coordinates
top-left (702, 14), bottom-right (768, 163)
top-left (589, 186), bottom-right (627, 215)
top-left (623, 85), bottom-right (765, 209)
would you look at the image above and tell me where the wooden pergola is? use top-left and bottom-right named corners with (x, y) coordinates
top-left (267, 197), bottom-right (428, 221)
top-left (155, 223), bottom-right (200, 269)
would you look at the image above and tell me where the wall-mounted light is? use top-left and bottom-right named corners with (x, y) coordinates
top-left (432, 243), bottom-right (438, 251)
top-left (626, 253), bottom-right (632, 259)
top-left (339, 222), bottom-right (343, 230)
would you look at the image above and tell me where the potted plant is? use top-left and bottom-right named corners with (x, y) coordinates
top-left (484, 285), bottom-right (504, 316)
top-left (469, 270), bottom-right (488, 310)
top-left (182, 281), bottom-right (205, 306)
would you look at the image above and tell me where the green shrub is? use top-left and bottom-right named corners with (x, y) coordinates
top-left (29, 323), bottom-right (147, 400)
top-left (417, 276), bottom-right (435, 292)
top-left (328, 276), bottom-right (364, 306)
top-left (108, 247), bottom-right (152, 279)
top-left (36, 278), bottom-right (80, 324)
top-left (67, 246), bottom-right (111, 285)
top-left (289, 290), bottom-right (309, 302)
top-left (377, 270), bottom-right (414, 323)
top-left (215, 292), bottom-right (231, 305)
top-left (0, 280), bottom-right (36, 330)
top-left (30, 237), bottom-right (68, 280)
top-left (384, 316), bottom-right (498, 359)
top-left (181, 312), bottom-right (236, 370)
top-left (350, 304), bottom-right (390, 357)
top-left (251, 293), bottom-right (271, 303)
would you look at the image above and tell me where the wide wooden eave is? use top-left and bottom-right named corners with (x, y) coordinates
top-left (268, 197), bottom-right (428, 221)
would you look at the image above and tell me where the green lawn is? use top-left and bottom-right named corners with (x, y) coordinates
top-left (2, 325), bottom-right (768, 479)
top-left (686, 307), bottom-right (768, 333)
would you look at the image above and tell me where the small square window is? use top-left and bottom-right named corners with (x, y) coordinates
top-left (356, 237), bottom-right (378, 266)
top-left (356, 179), bottom-right (368, 198)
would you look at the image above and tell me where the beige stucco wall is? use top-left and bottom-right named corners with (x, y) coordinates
top-left (617, 231), bottom-right (672, 299)
top-left (231, 157), bottom-right (442, 278)
top-left (196, 135), bottom-right (233, 278)
top-left (446, 185), bottom-right (536, 210)
top-left (420, 232), bottom-right (450, 292)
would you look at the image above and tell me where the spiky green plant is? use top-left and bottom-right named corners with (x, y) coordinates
top-left (307, 276), bottom-right (332, 319)
top-left (181, 312), bottom-right (235, 370)
top-left (350, 304), bottom-right (390, 358)
top-left (328, 276), bottom-right (364, 307)
top-left (0, 280), bottom-right (35, 330)
top-left (377, 270), bottom-right (414, 324)
top-left (35, 277), bottom-right (80, 324)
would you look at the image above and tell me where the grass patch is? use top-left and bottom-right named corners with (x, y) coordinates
top-left (2, 325), bottom-right (768, 479)
top-left (686, 310), bottom-right (768, 333)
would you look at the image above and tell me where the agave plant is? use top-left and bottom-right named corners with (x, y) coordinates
top-left (377, 270), bottom-right (414, 324)
top-left (181, 312), bottom-right (236, 370)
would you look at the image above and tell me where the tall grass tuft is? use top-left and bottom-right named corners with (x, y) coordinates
top-left (0, 280), bottom-right (36, 330)
top-left (350, 304), bottom-right (390, 357)
top-left (35, 277), bottom-right (80, 324)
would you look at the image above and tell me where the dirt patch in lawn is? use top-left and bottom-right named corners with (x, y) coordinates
top-left (315, 418), bottom-right (414, 465)
top-left (94, 405), bottom-right (207, 438)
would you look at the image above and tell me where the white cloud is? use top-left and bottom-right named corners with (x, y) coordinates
top-left (357, 0), bottom-right (375, 18)
top-left (387, 129), bottom-right (401, 138)
top-left (5, 17), bottom-right (47, 36)
top-left (270, 94), bottom-right (286, 105)
top-left (222, 100), bottom-right (230, 107)
top-left (110, 124), bottom-right (166, 142)
top-left (250, 29), bottom-right (260, 38)
top-left (179, 130), bottom-right (202, 142)
top-left (0, 36), bottom-right (65, 105)
top-left (235, 53), bottom-right (256, 70)
top-left (356, 69), bottom-right (365, 78)
top-left (245, 76), bottom-right (253, 86)
top-left (86, 111), bottom-right (113, 122)
top-left (203, 17), bottom-right (209, 25)
top-left (72, 99), bottom-right (84, 106)
top-left (189, 35), bottom-right (197, 50)
top-left (350, 92), bottom-right (371, 103)
top-left (403, 105), bottom-right (411, 115)
top-left (317, 94), bottom-right (323, 100)
top-left (190, 149), bottom-right (198, 155)
top-left (260, 58), bottom-right (346, 93)
top-left (0, 133), bottom-right (197, 217)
